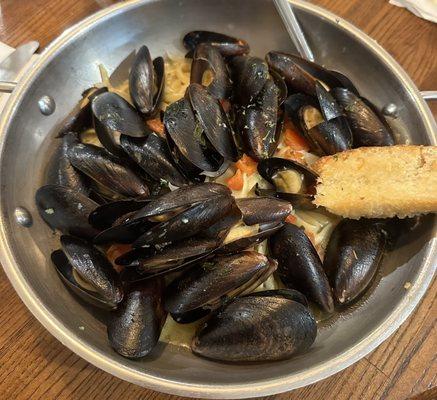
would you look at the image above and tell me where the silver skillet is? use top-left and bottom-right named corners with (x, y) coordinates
top-left (0, 0), bottom-right (435, 398)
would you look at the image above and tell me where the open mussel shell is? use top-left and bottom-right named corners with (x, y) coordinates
top-left (89, 199), bottom-right (151, 230)
top-left (191, 295), bottom-right (317, 362)
top-left (55, 132), bottom-right (89, 194)
top-left (284, 93), bottom-right (318, 128)
top-left (266, 51), bottom-right (359, 95)
top-left (183, 31), bottom-right (250, 57)
top-left (315, 82), bottom-right (343, 121)
top-left (266, 51), bottom-right (318, 96)
top-left (51, 249), bottom-right (119, 309)
top-left (270, 223), bottom-right (334, 313)
top-left (231, 56), bottom-right (270, 105)
top-left (164, 98), bottom-right (221, 173)
top-left (332, 88), bottom-right (394, 147)
top-left (120, 133), bottom-right (188, 187)
top-left (67, 143), bottom-right (149, 199)
top-left (239, 79), bottom-right (280, 161)
top-left (59, 86), bottom-right (108, 136)
top-left (164, 251), bottom-right (277, 316)
top-left (91, 92), bottom-right (149, 156)
top-left (258, 157), bottom-right (317, 193)
top-left (270, 70), bottom-right (288, 106)
top-left (190, 43), bottom-right (231, 100)
top-left (107, 278), bottom-right (166, 358)
top-left (247, 288), bottom-right (309, 307)
top-left (299, 106), bottom-right (352, 155)
top-left (133, 194), bottom-right (235, 247)
top-left (324, 219), bottom-right (386, 306)
top-left (217, 222), bottom-right (283, 255)
top-left (133, 182), bottom-right (230, 219)
top-left (35, 185), bottom-right (99, 240)
top-left (58, 235), bottom-right (123, 306)
top-left (129, 45), bottom-right (164, 116)
top-left (237, 197), bottom-right (292, 226)
top-left (188, 83), bottom-right (238, 162)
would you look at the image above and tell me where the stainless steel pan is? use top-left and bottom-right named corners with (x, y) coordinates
top-left (0, 0), bottom-right (435, 398)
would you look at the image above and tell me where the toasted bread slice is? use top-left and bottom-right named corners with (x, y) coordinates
top-left (313, 145), bottom-right (437, 218)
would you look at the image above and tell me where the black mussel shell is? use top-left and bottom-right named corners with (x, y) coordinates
top-left (171, 307), bottom-right (211, 324)
top-left (59, 87), bottom-right (108, 136)
top-left (93, 214), bottom-right (155, 245)
top-left (201, 201), bottom-right (243, 241)
top-left (164, 98), bottom-right (220, 172)
top-left (89, 199), bottom-right (151, 230)
top-left (133, 194), bottom-right (235, 247)
top-left (59, 235), bottom-right (123, 306)
top-left (190, 43), bottom-right (231, 100)
top-left (231, 56), bottom-right (269, 105)
top-left (192, 295), bottom-right (317, 362)
top-left (133, 237), bottom-right (221, 274)
top-left (258, 157), bottom-right (317, 193)
top-left (284, 93), bottom-right (318, 128)
top-left (240, 79), bottom-right (279, 161)
top-left (164, 251), bottom-right (277, 315)
top-left (270, 223), bottom-right (334, 313)
top-left (270, 69), bottom-right (288, 106)
top-left (120, 133), bottom-right (188, 187)
top-left (315, 82), bottom-right (343, 121)
top-left (254, 185), bottom-right (316, 211)
top-left (114, 247), bottom-right (157, 267)
top-left (327, 70), bottom-right (360, 95)
top-left (266, 51), bottom-right (317, 96)
top-left (129, 45), bottom-right (164, 116)
top-left (248, 288), bottom-right (309, 307)
top-left (55, 132), bottom-right (89, 194)
top-left (35, 185), bottom-right (99, 240)
top-left (324, 219), bottom-right (386, 305)
top-left (188, 83), bottom-right (238, 162)
top-left (133, 182), bottom-right (230, 219)
top-left (236, 197), bottom-right (292, 226)
top-left (67, 143), bottom-right (149, 199)
top-left (332, 88), bottom-right (394, 147)
top-left (299, 106), bottom-right (352, 155)
top-left (183, 31), bottom-right (250, 57)
top-left (217, 222), bottom-right (283, 255)
top-left (92, 92), bottom-right (148, 156)
top-left (51, 249), bottom-right (119, 309)
top-left (107, 278), bottom-right (166, 358)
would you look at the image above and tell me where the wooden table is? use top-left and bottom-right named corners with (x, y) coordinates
top-left (0, 1), bottom-right (436, 399)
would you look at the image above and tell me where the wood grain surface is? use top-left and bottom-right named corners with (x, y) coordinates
top-left (0, 0), bottom-right (436, 399)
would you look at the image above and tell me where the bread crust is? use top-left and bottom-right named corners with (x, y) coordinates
top-left (313, 145), bottom-right (437, 218)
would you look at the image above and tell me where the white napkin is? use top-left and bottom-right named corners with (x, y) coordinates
top-left (0, 43), bottom-right (39, 111)
top-left (389, 0), bottom-right (437, 23)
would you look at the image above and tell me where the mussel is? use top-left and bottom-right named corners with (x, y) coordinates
top-left (192, 293), bottom-right (317, 362)
top-left (183, 31), bottom-right (250, 57)
top-left (67, 143), bottom-right (149, 199)
top-left (55, 132), bottom-right (89, 194)
top-left (323, 219), bottom-right (386, 305)
top-left (120, 133), bottom-right (188, 187)
top-left (129, 45), bottom-right (164, 116)
top-left (164, 251), bottom-right (277, 316)
top-left (239, 79), bottom-right (280, 160)
top-left (91, 91), bottom-right (149, 156)
top-left (35, 185), bottom-right (99, 240)
top-left (190, 43), bottom-right (231, 100)
top-left (332, 88), bottom-right (394, 147)
top-left (270, 223), bottom-right (334, 313)
top-left (52, 235), bottom-right (123, 308)
top-left (236, 197), bottom-right (292, 225)
top-left (107, 278), bottom-right (166, 358)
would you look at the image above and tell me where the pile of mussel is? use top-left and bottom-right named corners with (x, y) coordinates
top-left (36, 31), bottom-right (399, 362)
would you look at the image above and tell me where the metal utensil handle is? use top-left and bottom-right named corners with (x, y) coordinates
top-left (0, 81), bottom-right (17, 93)
top-left (421, 91), bottom-right (437, 101)
top-left (273, 0), bottom-right (314, 61)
